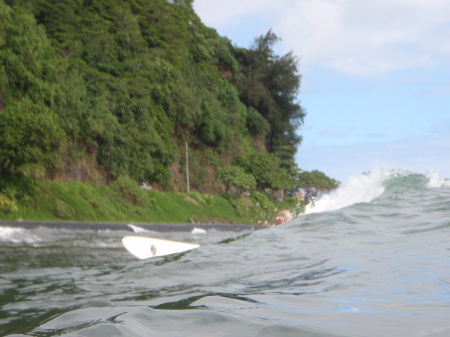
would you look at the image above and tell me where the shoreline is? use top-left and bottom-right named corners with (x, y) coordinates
top-left (0, 220), bottom-right (266, 232)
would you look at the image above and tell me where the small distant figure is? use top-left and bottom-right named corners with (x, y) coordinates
top-left (298, 192), bottom-right (305, 202)
top-left (274, 210), bottom-right (293, 225)
top-left (140, 182), bottom-right (152, 191)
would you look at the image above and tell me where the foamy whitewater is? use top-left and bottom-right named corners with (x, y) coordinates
top-left (1, 170), bottom-right (450, 336)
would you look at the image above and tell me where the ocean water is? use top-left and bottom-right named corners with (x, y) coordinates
top-left (1, 170), bottom-right (450, 336)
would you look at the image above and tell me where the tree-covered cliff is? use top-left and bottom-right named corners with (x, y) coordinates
top-left (0, 0), bottom-right (311, 198)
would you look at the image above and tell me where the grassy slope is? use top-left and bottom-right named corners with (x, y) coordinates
top-left (0, 180), bottom-right (295, 225)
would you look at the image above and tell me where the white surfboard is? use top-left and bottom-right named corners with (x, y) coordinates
top-left (122, 236), bottom-right (200, 260)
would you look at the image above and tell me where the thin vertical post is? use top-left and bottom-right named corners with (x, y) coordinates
top-left (186, 142), bottom-right (190, 193)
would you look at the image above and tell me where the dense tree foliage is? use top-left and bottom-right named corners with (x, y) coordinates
top-left (0, 3), bottom-right (63, 178)
top-left (0, 99), bottom-right (63, 175)
top-left (216, 166), bottom-right (256, 193)
top-left (234, 30), bottom-right (306, 166)
top-left (0, 0), bottom-right (336, 198)
top-left (296, 170), bottom-right (340, 191)
top-left (233, 153), bottom-right (292, 191)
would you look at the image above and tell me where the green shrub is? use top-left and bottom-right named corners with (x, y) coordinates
top-left (296, 170), bottom-right (340, 191)
top-left (189, 191), bottom-right (216, 207)
top-left (246, 107), bottom-right (270, 135)
top-left (54, 199), bottom-right (71, 219)
top-left (229, 197), bottom-right (251, 218)
top-left (233, 153), bottom-right (293, 190)
top-left (0, 193), bottom-right (17, 213)
top-left (0, 99), bottom-right (64, 175)
top-left (111, 175), bottom-right (148, 206)
top-left (217, 166), bottom-right (256, 193)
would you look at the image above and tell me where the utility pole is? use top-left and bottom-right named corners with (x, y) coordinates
top-left (186, 142), bottom-right (190, 193)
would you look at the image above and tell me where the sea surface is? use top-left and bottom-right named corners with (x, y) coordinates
top-left (1, 170), bottom-right (450, 336)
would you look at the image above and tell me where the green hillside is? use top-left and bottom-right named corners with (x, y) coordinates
top-left (0, 0), bottom-right (338, 222)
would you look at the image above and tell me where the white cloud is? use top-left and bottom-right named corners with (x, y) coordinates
top-left (278, 0), bottom-right (450, 75)
top-left (194, 0), bottom-right (450, 76)
top-left (193, 0), bottom-right (279, 30)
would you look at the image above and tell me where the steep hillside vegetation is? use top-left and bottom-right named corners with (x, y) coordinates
top-left (0, 0), bottom-right (336, 212)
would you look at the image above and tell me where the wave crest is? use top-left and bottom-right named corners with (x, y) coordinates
top-left (304, 171), bottom-right (388, 214)
top-left (425, 170), bottom-right (450, 188)
top-left (304, 169), bottom-right (449, 214)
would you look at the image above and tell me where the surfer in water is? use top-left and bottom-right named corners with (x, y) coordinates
top-left (274, 209), bottom-right (293, 225)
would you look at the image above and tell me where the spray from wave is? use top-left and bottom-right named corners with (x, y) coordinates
top-left (304, 171), bottom-right (388, 214)
top-left (0, 226), bottom-right (41, 244)
top-left (127, 224), bottom-right (150, 233)
top-left (304, 169), bottom-right (449, 214)
top-left (425, 169), bottom-right (450, 188)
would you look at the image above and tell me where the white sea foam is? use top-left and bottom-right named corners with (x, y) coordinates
top-left (191, 227), bottom-right (207, 234)
top-left (425, 169), bottom-right (450, 188)
top-left (304, 170), bottom-right (391, 214)
top-left (0, 226), bottom-right (40, 243)
top-left (127, 224), bottom-right (150, 233)
top-left (0, 226), bottom-right (25, 242)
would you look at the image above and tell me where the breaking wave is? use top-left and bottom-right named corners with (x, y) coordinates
top-left (305, 169), bottom-right (449, 214)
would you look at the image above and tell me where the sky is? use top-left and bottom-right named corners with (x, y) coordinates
top-left (193, 0), bottom-right (450, 183)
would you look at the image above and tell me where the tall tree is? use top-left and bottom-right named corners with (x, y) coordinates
top-left (235, 30), bottom-right (305, 166)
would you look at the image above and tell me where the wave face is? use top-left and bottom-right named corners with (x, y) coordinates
top-left (305, 169), bottom-right (450, 214)
top-left (1, 170), bottom-right (450, 337)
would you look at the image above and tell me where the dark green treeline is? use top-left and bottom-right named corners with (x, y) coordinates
top-left (0, 0), bottom-right (306, 194)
